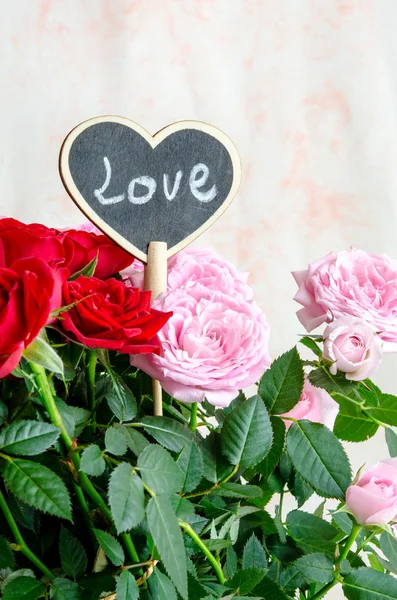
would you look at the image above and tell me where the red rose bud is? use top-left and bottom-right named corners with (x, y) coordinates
top-left (0, 258), bottom-right (66, 377)
top-left (60, 276), bottom-right (172, 354)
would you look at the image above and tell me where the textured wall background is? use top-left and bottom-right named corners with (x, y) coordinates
top-left (1, 3), bottom-right (396, 595)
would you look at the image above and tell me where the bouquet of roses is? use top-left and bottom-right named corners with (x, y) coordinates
top-left (1, 217), bottom-right (397, 600)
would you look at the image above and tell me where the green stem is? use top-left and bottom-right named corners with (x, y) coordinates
top-left (0, 489), bottom-right (55, 579)
top-left (309, 524), bottom-right (361, 600)
top-left (29, 361), bottom-right (141, 566)
top-left (179, 520), bottom-right (225, 584)
top-left (87, 351), bottom-right (97, 433)
top-left (189, 403), bottom-right (198, 432)
top-left (351, 529), bottom-right (379, 560)
top-left (183, 464), bottom-right (239, 499)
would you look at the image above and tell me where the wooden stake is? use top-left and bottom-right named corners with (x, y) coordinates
top-left (144, 241), bottom-right (167, 416)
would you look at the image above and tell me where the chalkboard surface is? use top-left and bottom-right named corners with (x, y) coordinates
top-left (59, 117), bottom-right (241, 262)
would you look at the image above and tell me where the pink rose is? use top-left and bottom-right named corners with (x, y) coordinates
top-left (130, 282), bottom-right (271, 406)
top-left (293, 249), bottom-right (397, 351)
top-left (280, 380), bottom-right (338, 430)
top-left (346, 459), bottom-right (397, 525)
top-left (323, 316), bottom-right (383, 381)
top-left (122, 247), bottom-right (252, 299)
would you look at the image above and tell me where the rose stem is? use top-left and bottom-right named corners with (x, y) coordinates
top-left (189, 403), bottom-right (198, 432)
top-left (179, 520), bottom-right (225, 584)
top-left (309, 523), bottom-right (361, 600)
top-left (29, 361), bottom-right (140, 565)
top-left (0, 488), bottom-right (55, 579)
top-left (86, 350), bottom-right (98, 434)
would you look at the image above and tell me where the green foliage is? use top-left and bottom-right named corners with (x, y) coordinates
top-left (148, 569), bottom-right (178, 600)
top-left (258, 347), bottom-right (304, 414)
top-left (177, 442), bottom-right (203, 492)
top-left (2, 576), bottom-right (46, 600)
top-left (294, 552), bottom-right (334, 583)
top-left (141, 416), bottom-right (195, 452)
top-left (0, 535), bottom-right (14, 568)
top-left (380, 531), bottom-right (397, 570)
top-left (59, 527), bottom-right (87, 579)
top-left (308, 367), bottom-right (358, 394)
top-left (286, 510), bottom-right (338, 556)
top-left (138, 444), bottom-right (183, 494)
top-left (105, 375), bottom-right (137, 422)
top-left (221, 395), bottom-right (273, 468)
top-left (116, 570), bottom-right (140, 600)
top-left (94, 529), bottom-right (124, 566)
top-left (147, 495), bottom-right (188, 599)
top-left (256, 416), bottom-right (285, 479)
top-left (49, 577), bottom-right (81, 599)
top-left (23, 336), bottom-right (64, 375)
top-left (332, 393), bottom-right (379, 442)
top-left (0, 420), bottom-right (60, 456)
top-left (108, 463), bottom-right (145, 533)
top-left (343, 567), bottom-right (397, 599)
top-left (366, 394), bottom-right (397, 426)
top-left (79, 445), bottom-right (105, 476)
top-left (385, 428), bottom-right (397, 457)
top-left (104, 427), bottom-right (128, 456)
top-left (1, 457), bottom-right (72, 520)
top-left (242, 534), bottom-right (268, 570)
top-left (286, 420), bottom-right (352, 498)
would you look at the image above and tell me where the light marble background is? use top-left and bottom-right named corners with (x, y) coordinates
top-left (1, 1), bottom-right (396, 596)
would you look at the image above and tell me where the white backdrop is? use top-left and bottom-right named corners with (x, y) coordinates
top-left (1, 2), bottom-right (396, 596)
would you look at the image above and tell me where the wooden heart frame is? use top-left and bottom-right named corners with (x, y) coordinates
top-left (59, 116), bottom-right (242, 263)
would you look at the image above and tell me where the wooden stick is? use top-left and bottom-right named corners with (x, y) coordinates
top-left (144, 242), bottom-right (167, 416)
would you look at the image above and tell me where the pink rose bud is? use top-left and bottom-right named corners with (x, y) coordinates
top-left (346, 459), bottom-right (397, 526)
top-left (280, 380), bottom-right (338, 430)
top-left (323, 316), bottom-right (383, 381)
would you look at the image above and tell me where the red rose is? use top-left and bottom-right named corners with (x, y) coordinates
top-left (0, 258), bottom-right (66, 377)
top-left (0, 218), bottom-right (134, 279)
top-left (60, 276), bottom-right (172, 354)
top-left (0, 218), bottom-right (64, 269)
top-left (59, 229), bottom-right (133, 279)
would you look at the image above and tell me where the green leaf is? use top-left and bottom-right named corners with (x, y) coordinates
top-left (0, 420), bottom-right (60, 456)
top-left (149, 569), bottom-right (178, 600)
top-left (137, 444), bottom-right (183, 495)
top-left (332, 394), bottom-right (378, 442)
top-left (343, 567), bottom-right (397, 599)
top-left (199, 431), bottom-right (232, 484)
top-left (108, 463), bottom-right (144, 533)
top-left (366, 394), bottom-right (397, 426)
top-left (116, 570), bottom-right (139, 600)
top-left (308, 367), bottom-right (358, 394)
top-left (0, 535), bottom-right (14, 568)
top-left (8, 493), bottom-right (37, 532)
top-left (80, 445), bottom-right (105, 477)
top-left (119, 425), bottom-right (149, 456)
top-left (221, 395), bottom-right (273, 469)
top-left (2, 457), bottom-right (71, 520)
top-left (224, 545), bottom-right (238, 578)
top-left (50, 577), bottom-right (81, 600)
top-left (257, 417), bottom-right (285, 479)
top-left (385, 428), bottom-right (397, 457)
top-left (291, 472), bottom-right (314, 507)
top-left (104, 428), bottom-right (127, 456)
top-left (299, 336), bottom-right (323, 357)
top-left (286, 510), bottom-right (338, 556)
top-left (286, 420), bottom-right (352, 498)
top-left (23, 336), bottom-right (64, 375)
top-left (59, 527), bottom-right (87, 579)
top-left (259, 348), bottom-right (304, 414)
top-left (2, 576), bottom-right (46, 600)
top-left (1, 570), bottom-right (35, 593)
top-left (0, 399), bottom-right (8, 426)
top-left (279, 566), bottom-right (304, 591)
top-left (295, 552), bottom-right (334, 583)
top-left (380, 531), bottom-right (397, 570)
top-left (212, 483), bottom-right (263, 498)
top-left (177, 442), bottom-right (203, 492)
top-left (253, 575), bottom-right (290, 599)
top-left (141, 416), bottom-right (195, 453)
top-left (147, 495), bottom-right (188, 599)
top-left (243, 534), bottom-right (267, 570)
top-left (68, 254), bottom-right (98, 280)
top-left (94, 529), bottom-right (124, 566)
top-left (226, 567), bottom-right (266, 595)
top-left (105, 376), bottom-right (137, 422)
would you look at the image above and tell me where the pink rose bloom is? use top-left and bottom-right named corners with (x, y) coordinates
top-left (346, 459), bottom-right (397, 526)
top-left (323, 316), bottom-right (383, 381)
top-left (122, 247), bottom-right (252, 299)
top-left (293, 249), bottom-right (397, 351)
top-left (280, 380), bottom-right (338, 430)
top-left (130, 282), bottom-right (271, 406)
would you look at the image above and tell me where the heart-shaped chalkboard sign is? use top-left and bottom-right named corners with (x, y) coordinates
top-left (59, 116), bottom-right (241, 262)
